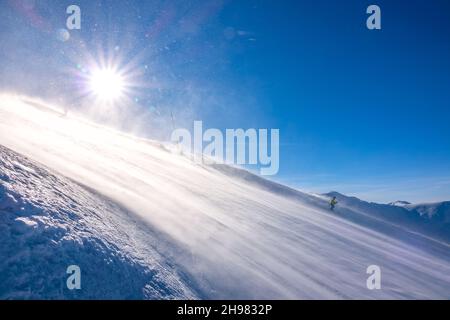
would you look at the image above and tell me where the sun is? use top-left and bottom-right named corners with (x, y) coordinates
top-left (89, 68), bottom-right (125, 101)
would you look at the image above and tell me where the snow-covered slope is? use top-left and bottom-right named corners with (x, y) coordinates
top-left (0, 145), bottom-right (197, 299)
top-left (1, 94), bottom-right (450, 299)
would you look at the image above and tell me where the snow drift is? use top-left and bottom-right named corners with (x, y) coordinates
top-left (0, 94), bottom-right (449, 299)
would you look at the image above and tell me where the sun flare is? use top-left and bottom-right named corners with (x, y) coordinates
top-left (89, 68), bottom-right (125, 101)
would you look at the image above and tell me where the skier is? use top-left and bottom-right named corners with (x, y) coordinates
top-left (330, 196), bottom-right (338, 211)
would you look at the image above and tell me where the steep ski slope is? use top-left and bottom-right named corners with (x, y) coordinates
top-left (0, 145), bottom-right (197, 299)
top-left (1, 94), bottom-right (450, 299)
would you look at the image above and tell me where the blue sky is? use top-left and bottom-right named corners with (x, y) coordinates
top-left (1, 0), bottom-right (449, 203)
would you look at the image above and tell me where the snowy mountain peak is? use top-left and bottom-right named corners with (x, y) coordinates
top-left (389, 200), bottom-right (412, 207)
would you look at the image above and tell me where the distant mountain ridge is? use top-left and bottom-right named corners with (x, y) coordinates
top-left (389, 200), bottom-right (450, 223)
top-left (324, 191), bottom-right (450, 243)
top-left (404, 201), bottom-right (450, 222)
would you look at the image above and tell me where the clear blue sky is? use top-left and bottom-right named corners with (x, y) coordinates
top-left (1, 0), bottom-right (449, 203)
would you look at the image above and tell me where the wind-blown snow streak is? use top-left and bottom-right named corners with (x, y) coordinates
top-left (0, 94), bottom-right (449, 299)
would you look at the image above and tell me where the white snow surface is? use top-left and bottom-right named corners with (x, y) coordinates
top-left (0, 94), bottom-right (449, 299)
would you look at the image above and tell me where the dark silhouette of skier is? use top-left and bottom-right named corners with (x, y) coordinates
top-left (330, 196), bottom-right (338, 211)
